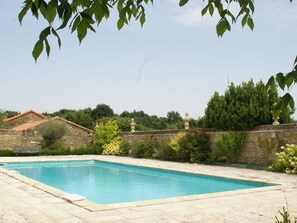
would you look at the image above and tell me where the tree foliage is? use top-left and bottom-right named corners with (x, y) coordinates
top-left (204, 79), bottom-right (291, 130)
top-left (19, 0), bottom-right (152, 61)
top-left (266, 58), bottom-right (297, 122)
top-left (214, 132), bottom-right (246, 162)
top-left (18, 0), bottom-right (266, 61)
top-left (43, 106), bottom-right (191, 131)
top-left (169, 129), bottom-right (210, 163)
top-left (38, 120), bottom-right (68, 149)
top-left (0, 110), bottom-right (20, 118)
top-left (63, 110), bottom-right (94, 129)
top-left (0, 112), bottom-right (6, 129)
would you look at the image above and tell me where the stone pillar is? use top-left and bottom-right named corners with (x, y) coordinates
top-left (184, 113), bottom-right (190, 130)
top-left (130, 118), bottom-right (136, 132)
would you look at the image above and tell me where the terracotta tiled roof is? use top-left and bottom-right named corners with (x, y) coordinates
top-left (5, 109), bottom-right (47, 122)
top-left (51, 116), bottom-right (93, 133)
top-left (11, 116), bottom-right (93, 133)
top-left (12, 120), bottom-right (46, 132)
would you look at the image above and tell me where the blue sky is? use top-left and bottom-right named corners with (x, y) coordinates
top-left (1, 0), bottom-right (296, 119)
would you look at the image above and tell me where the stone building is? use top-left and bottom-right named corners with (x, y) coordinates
top-left (1, 110), bottom-right (93, 150)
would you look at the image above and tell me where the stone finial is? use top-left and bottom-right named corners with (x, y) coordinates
top-left (130, 118), bottom-right (136, 132)
top-left (95, 122), bottom-right (99, 128)
top-left (185, 112), bottom-right (190, 130)
top-left (271, 103), bottom-right (280, 125)
top-left (272, 116), bottom-right (280, 125)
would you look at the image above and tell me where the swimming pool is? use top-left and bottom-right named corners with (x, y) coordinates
top-left (3, 160), bottom-right (272, 204)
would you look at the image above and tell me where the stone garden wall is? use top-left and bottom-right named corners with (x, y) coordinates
top-left (1, 122), bottom-right (296, 164)
top-left (0, 122), bottom-right (93, 150)
top-left (121, 124), bottom-right (297, 165)
top-left (0, 130), bottom-right (22, 149)
top-left (61, 121), bottom-right (93, 149)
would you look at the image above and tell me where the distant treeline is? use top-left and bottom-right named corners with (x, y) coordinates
top-left (0, 105), bottom-right (202, 131)
top-left (43, 104), bottom-right (203, 131)
top-left (2, 79), bottom-right (295, 132)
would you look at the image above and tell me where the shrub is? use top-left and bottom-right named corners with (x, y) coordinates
top-left (40, 146), bottom-right (102, 155)
top-left (168, 132), bottom-right (186, 154)
top-left (120, 141), bottom-right (131, 155)
top-left (275, 206), bottom-right (297, 223)
top-left (40, 147), bottom-right (71, 155)
top-left (0, 149), bottom-right (15, 157)
top-left (70, 146), bottom-right (102, 155)
top-left (130, 136), bottom-right (158, 158)
top-left (169, 129), bottom-right (210, 163)
top-left (94, 119), bottom-right (119, 147)
top-left (102, 138), bottom-right (123, 155)
top-left (214, 132), bottom-right (246, 162)
top-left (270, 144), bottom-right (297, 174)
top-left (153, 144), bottom-right (176, 161)
top-left (38, 120), bottom-right (67, 149)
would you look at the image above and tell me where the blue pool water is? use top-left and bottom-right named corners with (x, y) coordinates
top-left (3, 160), bottom-right (272, 204)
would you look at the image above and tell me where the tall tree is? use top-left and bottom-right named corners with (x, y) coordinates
top-left (91, 104), bottom-right (114, 120)
top-left (167, 111), bottom-right (183, 124)
top-left (63, 110), bottom-right (94, 129)
top-left (204, 79), bottom-right (291, 130)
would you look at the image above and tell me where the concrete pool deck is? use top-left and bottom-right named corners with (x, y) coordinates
top-left (0, 155), bottom-right (296, 223)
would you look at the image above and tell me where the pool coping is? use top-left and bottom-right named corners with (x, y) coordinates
top-left (1, 155), bottom-right (296, 213)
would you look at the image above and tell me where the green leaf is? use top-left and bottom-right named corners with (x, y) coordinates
top-left (247, 17), bottom-right (254, 30)
top-left (31, 2), bottom-right (39, 19)
top-left (86, 23), bottom-right (96, 32)
top-left (227, 11), bottom-right (236, 23)
top-left (80, 11), bottom-right (94, 22)
top-left (71, 16), bottom-right (81, 33)
top-left (276, 72), bottom-right (285, 90)
top-left (285, 72), bottom-right (296, 89)
top-left (209, 3), bottom-right (214, 16)
top-left (140, 12), bottom-right (145, 27)
top-left (44, 38), bottom-right (50, 57)
top-left (265, 76), bottom-right (275, 90)
top-left (249, 2), bottom-right (255, 14)
top-left (241, 14), bottom-right (248, 27)
top-left (294, 55), bottom-right (297, 67)
top-left (117, 0), bottom-right (123, 12)
top-left (57, 3), bottom-right (72, 30)
top-left (47, 1), bottom-right (57, 24)
top-left (282, 93), bottom-right (294, 110)
top-left (51, 27), bottom-right (61, 48)
top-left (32, 40), bottom-right (44, 62)
top-left (225, 19), bottom-right (231, 31)
top-left (201, 5), bottom-right (208, 16)
top-left (117, 19), bottom-right (124, 30)
top-left (19, 2), bottom-right (32, 25)
top-left (39, 26), bottom-right (51, 41)
top-left (93, 6), bottom-right (104, 25)
top-left (39, 1), bottom-right (48, 19)
top-left (216, 19), bottom-right (227, 37)
top-left (77, 20), bottom-right (87, 43)
top-left (34, 0), bottom-right (41, 8)
top-left (179, 0), bottom-right (189, 7)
